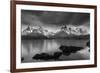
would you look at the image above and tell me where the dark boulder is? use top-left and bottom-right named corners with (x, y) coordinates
top-left (32, 54), bottom-right (41, 60)
top-left (59, 45), bottom-right (68, 51)
top-left (88, 49), bottom-right (90, 52)
top-left (87, 41), bottom-right (90, 47)
top-left (21, 57), bottom-right (24, 61)
top-left (32, 53), bottom-right (53, 60)
top-left (59, 45), bottom-right (83, 56)
top-left (40, 53), bottom-right (53, 60)
top-left (53, 52), bottom-right (62, 60)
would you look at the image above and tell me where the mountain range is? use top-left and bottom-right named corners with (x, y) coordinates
top-left (22, 25), bottom-right (89, 39)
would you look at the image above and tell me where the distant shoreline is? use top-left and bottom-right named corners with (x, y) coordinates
top-left (21, 34), bottom-right (90, 40)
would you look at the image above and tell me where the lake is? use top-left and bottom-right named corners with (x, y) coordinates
top-left (21, 39), bottom-right (90, 63)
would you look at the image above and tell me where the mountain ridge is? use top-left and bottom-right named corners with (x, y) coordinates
top-left (22, 25), bottom-right (89, 39)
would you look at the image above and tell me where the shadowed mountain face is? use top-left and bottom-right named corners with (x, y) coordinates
top-left (54, 31), bottom-right (68, 37)
top-left (28, 32), bottom-right (45, 37)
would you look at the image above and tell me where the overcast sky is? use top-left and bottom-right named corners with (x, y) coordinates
top-left (21, 10), bottom-right (90, 32)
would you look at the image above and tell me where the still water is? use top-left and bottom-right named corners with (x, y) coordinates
top-left (21, 39), bottom-right (90, 63)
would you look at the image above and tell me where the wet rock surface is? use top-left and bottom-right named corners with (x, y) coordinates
top-left (32, 45), bottom-right (84, 61)
top-left (32, 52), bottom-right (62, 61)
top-left (21, 57), bottom-right (24, 61)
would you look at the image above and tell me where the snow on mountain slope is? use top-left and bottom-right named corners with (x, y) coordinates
top-left (22, 25), bottom-right (89, 38)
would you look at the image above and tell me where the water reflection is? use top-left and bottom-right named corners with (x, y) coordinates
top-left (21, 39), bottom-right (89, 63)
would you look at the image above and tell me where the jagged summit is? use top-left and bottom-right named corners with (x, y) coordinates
top-left (22, 25), bottom-right (89, 39)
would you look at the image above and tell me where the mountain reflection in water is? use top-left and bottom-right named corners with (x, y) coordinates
top-left (21, 39), bottom-right (90, 63)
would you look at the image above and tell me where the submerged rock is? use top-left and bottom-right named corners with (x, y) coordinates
top-left (21, 57), bottom-right (24, 61)
top-left (59, 45), bottom-right (83, 56)
top-left (87, 41), bottom-right (90, 47)
top-left (32, 52), bottom-right (62, 61)
top-left (53, 52), bottom-right (62, 60)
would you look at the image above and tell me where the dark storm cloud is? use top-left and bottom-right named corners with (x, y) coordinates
top-left (21, 10), bottom-right (90, 26)
top-left (21, 10), bottom-right (43, 26)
